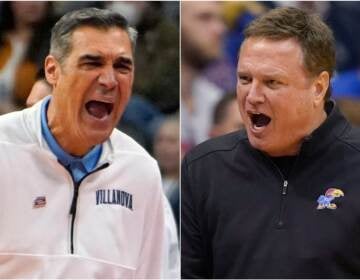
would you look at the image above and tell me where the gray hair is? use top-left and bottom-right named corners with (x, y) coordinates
top-left (50, 7), bottom-right (137, 63)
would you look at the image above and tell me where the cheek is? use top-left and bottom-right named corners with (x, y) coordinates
top-left (274, 92), bottom-right (312, 129)
top-left (236, 85), bottom-right (243, 102)
top-left (294, 92), bottom-right (314, 118)
top-left (236, 92), bottom-right (246, 119)
top-left (59, 76), bottom-right (88, 110)
top-left (113, 88), bottom-right (131, 120)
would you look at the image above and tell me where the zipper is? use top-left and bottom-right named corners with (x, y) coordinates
top-left (282, 180), bottom-right (288, 195)
top-left (277, 180), bottom-right (288, 228)
top-left (68, 162), bottom-right (109, 254)
top-left (260, 153), bottom-right (301, 229)
top-left (270, 159), bottom-right (288, 228)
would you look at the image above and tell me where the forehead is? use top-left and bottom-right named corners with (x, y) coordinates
top-left (182, 2), bottom-right (221, 20)
top-left (238, 37), bottom-right (306, 76)
top-left (68, 26), bottom-right (133, 59)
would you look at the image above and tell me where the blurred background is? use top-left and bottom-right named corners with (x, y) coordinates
top-left (0, 1), bottom-right (179, 228)
top-left (181, 1), bottom-right (360, 157)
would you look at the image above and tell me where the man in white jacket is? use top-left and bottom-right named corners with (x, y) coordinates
top-left (0, 8), bottom-right (175, 278)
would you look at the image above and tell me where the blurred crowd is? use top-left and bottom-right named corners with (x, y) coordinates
top-left (181, 1), bottom-right (360, 157)
top-left (0, 1), bottom-right (179, 229)
top-left (4, 0), bottom-right (360, 236)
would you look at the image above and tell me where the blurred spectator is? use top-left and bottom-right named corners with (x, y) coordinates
top-left (336, 99), bottom-right (360, 126)
top-left (209, 93), bottom-right (244, 138)
top-left (273, 1), bottom-right (360, 72)
top-left (106, 1), bottom-right (179, 114)
top-left (203, 2), bottom-right (266, 93)
top-left (331, 68), bottom-right (360, 126)
top-left (52, 2), bottom-right (102, 16)
top-left (153, 115), bottom-right (180, 227)
top-left (26, 69), bottom-right (51, 108)
top-left (272, 1), bottom-right (360, 126)
top-left (118, 94), bottom-right (164, 151)
top-left (181, 1), bottom-right (226, 154)
top-left (103, 1), bottom-right (179, 151)
top-left (0, 1), bottom-right (55, 113)
top-left (332, 68), bottom-right (360, 100)
top-left (222, 1), bottom-right (266, 68)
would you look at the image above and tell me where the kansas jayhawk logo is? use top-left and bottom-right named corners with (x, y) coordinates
top-left (317, 188), bottom-right (344, 210)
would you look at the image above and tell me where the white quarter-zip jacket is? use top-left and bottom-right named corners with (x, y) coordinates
top-left (0, 99), bottom-right (166, 278)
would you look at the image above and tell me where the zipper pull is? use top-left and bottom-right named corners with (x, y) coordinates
top-left (282, 180), bottom-right (288, 195)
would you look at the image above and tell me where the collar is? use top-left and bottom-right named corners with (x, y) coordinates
top-left (40, 96), bottom-right (102, 172)
top-left (299, 100), bottom-right (350, 157)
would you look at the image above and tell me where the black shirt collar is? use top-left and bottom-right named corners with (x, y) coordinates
top-left (299, 100), bottom-right (350, 157)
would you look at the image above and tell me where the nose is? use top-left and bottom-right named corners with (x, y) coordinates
top-left (246, 81), bottom-right (265, 105)
top-left (214, 18), bottom-right (226, 38)
top-left (210, 17), bottom-right (226, 43)
top-left (98, 67), bottom-right (117, 90)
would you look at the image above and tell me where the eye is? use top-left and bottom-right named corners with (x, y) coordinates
top-left (238, 75), bottom-right (252, 85)
top-left (113, 62), bottom-right (132, 73)
top-left (81, 61), bottom-right (103, 69)
top-left (266, 79), bottom-right (282, 89)
top-left (113, 57), bottom-right (133, 74)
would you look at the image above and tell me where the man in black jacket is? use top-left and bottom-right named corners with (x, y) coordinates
top-left (181, 6), bottom-right (360, 278)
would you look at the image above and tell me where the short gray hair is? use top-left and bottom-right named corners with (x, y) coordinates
top-left (50, 7), bottom-right (137, 63)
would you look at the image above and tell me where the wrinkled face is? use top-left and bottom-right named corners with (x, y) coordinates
top-left (237, 37), bottom-right (327, 156)
top-left (46, 26), bottom-right (134, 154)
top-left (181, 2), bottom-right (226, 64)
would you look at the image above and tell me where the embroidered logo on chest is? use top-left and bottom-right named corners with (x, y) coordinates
top-left (96, 189), bottom-right (133, 210)
top-left (317, 188), bottom-right (344, 210)
top-left (33, 196), bottom-right (46, 208)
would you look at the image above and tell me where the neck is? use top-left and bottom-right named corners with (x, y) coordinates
top-left (181, 62), bottom-right (199, 113)
top-left (8, 27), bottom-right (31, 43)
top-left (307, 107), bottom-right (328, 137)
top-left (47, 100), bottom-right (92, 157)
top-left (164, 169), bottom-right (179, 180)
top-left (265, 107), bottom-right (328, 157)
top-left (181, 62), bottom-right (198, 96)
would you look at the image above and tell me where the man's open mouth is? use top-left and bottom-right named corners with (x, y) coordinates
top-left (250, 113), bottom-right (271, 128)
top-left (85, 101), bottom-right (114, 119)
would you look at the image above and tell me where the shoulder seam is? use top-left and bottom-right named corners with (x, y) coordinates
top-left (335, 124), bottom-right (360, 153)
top-left (187, 136), bottom-right (246, 166)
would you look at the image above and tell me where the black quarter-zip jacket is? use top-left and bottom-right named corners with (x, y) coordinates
top-left (181, 101), bottom-right (360, 278)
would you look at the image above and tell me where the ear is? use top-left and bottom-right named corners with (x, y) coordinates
top-left (44, 55), bottom-right (60, 87)
top-left (312, 71), bottom-right (330, 107)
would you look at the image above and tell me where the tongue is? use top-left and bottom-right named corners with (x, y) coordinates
top-left (86, 101), bottom-right (108, 119)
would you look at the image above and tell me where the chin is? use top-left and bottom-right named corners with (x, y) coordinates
top-left (248, 137), bottom-right (272, 154)
top-left (86, 129), bottom-right (113, 146)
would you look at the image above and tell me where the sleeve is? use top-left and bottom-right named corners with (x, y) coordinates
top-left (161, 195), bottom-right (180, 279)
top-left (135, 165), bottom-right (165, 279)
top-left (181, 156), bottom-right (211, 278)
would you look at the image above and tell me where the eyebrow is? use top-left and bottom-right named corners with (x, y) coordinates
top-left (78, 54), bottom-right (133, 67)
top-left (114, 56), bottom-right (133, 67)
top-left (237, 69), bottom-right (286, 78)
top-left (78, 54), bottom-right (103, 63)
top-left (237, 71), bottom-right (252, 78)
